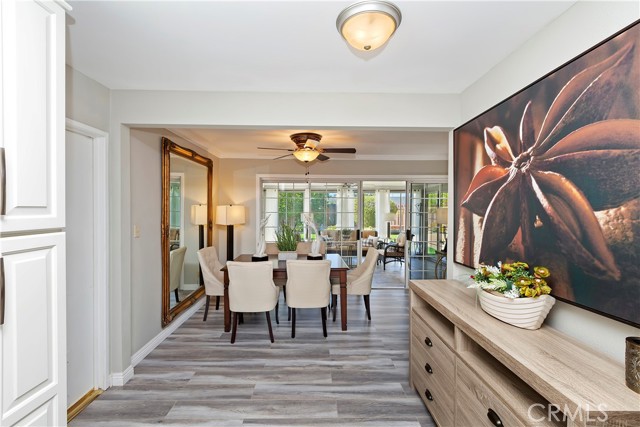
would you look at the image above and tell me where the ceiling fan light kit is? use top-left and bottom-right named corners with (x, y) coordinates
top-left (336, 0), bottom-right (402, 51)
top-left (258, 132), bottom-right (356, 162)
top-left (293, 148), bottom-right (320, 162)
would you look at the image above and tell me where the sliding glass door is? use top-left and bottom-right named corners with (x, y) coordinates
top-left (406, 181), bottom-right (448, 284)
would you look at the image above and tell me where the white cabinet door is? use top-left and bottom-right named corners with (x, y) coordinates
top-left (0, 0), bottom-right (66, 232)
top-left (0, 233), bottom-right (66, 427)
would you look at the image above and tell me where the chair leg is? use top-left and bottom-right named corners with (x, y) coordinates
top-left (239, 313), bottom-right (244, 324)
top-left (215, 296), bottom-right (220, 310)
top-left (275, 302), bottom-right (280, 325)
top-left (321, 307), bottom-right (327, 338)
top-left (203, 295), bottom-right (210, 321)
top-left (364, 295), bottom-right (371, 320)
top-left (288, 307), bottom-right (291, 321)
top-left (332, 294), bottom-right (338, 322)
top-left (266, 311), bottom-right (274, 343)
top-left (230, 312), bottom-right (238, 344)
top-left (383, 256), bottom-right (387, 270)
top-left (291, 308), bottom-right (296, 338)
top-left (174, 288), bottom-right (180, 302)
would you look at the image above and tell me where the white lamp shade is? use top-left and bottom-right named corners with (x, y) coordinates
top-left (436, 207), bottom-right (448, 225)
top-left (216, 205), bottom-right (245, 226)
top-left (191, 204), bottom-right (208, 225)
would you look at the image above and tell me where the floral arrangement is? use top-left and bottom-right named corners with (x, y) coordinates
top-left (469, 261), bottom-right (552, 299)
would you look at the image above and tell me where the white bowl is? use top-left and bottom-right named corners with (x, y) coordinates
top-left (478, 290), bottom-right (556, 330)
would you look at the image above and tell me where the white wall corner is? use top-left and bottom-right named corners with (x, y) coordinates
top-left (130, 298), bottom-right (206, 368)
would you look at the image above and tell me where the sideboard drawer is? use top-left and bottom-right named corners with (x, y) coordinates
top-left (412, 354), bottom-right (454, 426)
top-left (411, 345), bottom-right (454, 404)
top-left (456, 360), bottom-right (527, 427)
top-left (411, 314), bottom-right (455, 380)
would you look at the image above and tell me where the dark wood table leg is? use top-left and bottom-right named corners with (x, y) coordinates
top-left (339, 270), bottom-right (347, 331)
top-left (224, 270), bottom-right (231, 332)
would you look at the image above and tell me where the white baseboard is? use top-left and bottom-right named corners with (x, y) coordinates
top-left (130, 298), bottom-right (205, 368)
top-left (110, 365), bottom-right (134, 387)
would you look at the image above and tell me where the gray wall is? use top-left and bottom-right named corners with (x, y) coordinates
top-left (66, 65), bottom-right (110, 131)
top-left (129, 129), bottom-right (215, 354)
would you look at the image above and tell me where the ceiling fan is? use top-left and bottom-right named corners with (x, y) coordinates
top-left (258, 132), bottom-right (356, 162)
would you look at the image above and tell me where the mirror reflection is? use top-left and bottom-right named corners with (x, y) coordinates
top-left (162, 137), bottom-right (212, 326)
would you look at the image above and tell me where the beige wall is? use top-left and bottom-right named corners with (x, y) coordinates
top-left (217, 158), bottom-right (447, 260)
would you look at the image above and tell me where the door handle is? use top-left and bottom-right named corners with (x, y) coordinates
top-left (0, 147), bottom-right (6, 215)
top-left (0, 258), bottom-right (5, 325)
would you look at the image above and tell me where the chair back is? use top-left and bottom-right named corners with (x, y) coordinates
top-left (169, 246), bottom-right (187, 292)
top-left (227, 261), bottom-right (279, 313)
top-left (296, 240), bottom-right (327, 255)
top-left (348, 247), bottom-right (378, 294)
top-left (285, 260), bottom-right (331, 308)
top-left (197, 246), bottom-right (225, 296)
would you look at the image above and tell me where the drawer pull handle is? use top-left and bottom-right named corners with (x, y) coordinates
top-left (487, 408), bottom-right (503, 426)
top-left (424, 363), bottom-right (433, 374)
top-left (424, 388), bottom-right (433, 401)
top-left (424, 337), bottom-right (433, 347)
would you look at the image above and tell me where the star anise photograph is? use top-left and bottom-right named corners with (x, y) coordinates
top-left (454, 21), bottom-right (640, 326)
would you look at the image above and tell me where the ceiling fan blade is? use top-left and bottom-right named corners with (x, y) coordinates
top-left (273, 153), bottom-right (293, 160)
top-left (317, 154), bottom-right (330, 161)
top-left (258, 147), bottom-right (293, 151)
top-left (321, 148), bottom-right (356, 154)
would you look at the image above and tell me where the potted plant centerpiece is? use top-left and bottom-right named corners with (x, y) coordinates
top-left (468, 261), bottom-right (556, 330)
top-left (275, 221), bottom-right (300, 260)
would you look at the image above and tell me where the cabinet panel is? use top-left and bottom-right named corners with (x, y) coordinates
top-left (11, 398), bottom-right (55, 427)
top-left (0, 0), bottom-right (65, 232)
top-left (0, 233), bottom-right (66, 427)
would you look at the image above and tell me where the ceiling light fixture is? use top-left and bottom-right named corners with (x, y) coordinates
top-left (293, 148), bottom-right (320, 163)
top-left (336, 1), bottom-right (402, 52)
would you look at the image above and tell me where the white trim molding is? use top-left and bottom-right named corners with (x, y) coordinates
top-left (65, 119), bottom-right (111, 391)
top-left (130, 298), bottom-right (205, 368)
top-left (110, 366), bottom-right (134, 387)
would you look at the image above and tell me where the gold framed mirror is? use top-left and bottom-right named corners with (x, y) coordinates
top-left (161, 137), bottom-right (213, 326)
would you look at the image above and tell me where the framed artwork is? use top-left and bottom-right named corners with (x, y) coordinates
top-left (453, 20), bottom-right (640, 326)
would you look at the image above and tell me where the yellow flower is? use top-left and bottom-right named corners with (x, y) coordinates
top-left (534, 266), bottom-right (550, 278)
top-left (515, 277), bottom-right (532, 287)
top-left (512, 262), bottom-right (529, 269)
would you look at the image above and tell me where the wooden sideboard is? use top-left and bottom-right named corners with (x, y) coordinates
top-left (409, 280), bottom-right (640, 427)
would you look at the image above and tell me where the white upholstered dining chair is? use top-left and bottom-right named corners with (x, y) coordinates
top-left (169, 246), bottom-right (187, 303)
top-left (197, 246), bottom-right (225, 321)
top-left (332, 246), bottom-right (378, 322)
top-left (285, 260), bottom-right (331, 338)
top-left (227, 261), bottom-right (280, 344)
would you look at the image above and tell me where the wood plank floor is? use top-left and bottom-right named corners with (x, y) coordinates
top-left (71, 287), bottom-right (435, 426)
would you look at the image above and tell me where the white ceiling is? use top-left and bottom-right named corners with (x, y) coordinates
top-left (66, 0), bottom-right (577, 160)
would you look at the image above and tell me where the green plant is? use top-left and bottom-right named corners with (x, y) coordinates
top-left (275, 222), bottom-right (300, 251)
top-left (469, 261), bottom-right (552, 299)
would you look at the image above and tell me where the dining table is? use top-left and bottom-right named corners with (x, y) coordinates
top-left (221, 253), bottom-right (350, 331)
